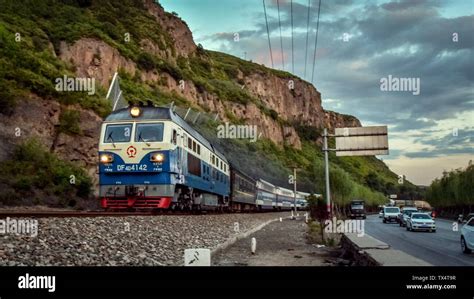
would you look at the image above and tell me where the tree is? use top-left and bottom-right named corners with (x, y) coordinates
top-left (197, 43), bottom-right (205, 55)
top-left (330, 167), bottom-right (353, 206)
top-left (307, 194), bottom-right (329, 242)
top-left (426, 162), bottom-right (474, 210)
top-left (365, 172), bottom-right (385, 193)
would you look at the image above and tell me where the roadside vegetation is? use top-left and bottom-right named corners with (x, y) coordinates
top-left (426, 161), bottom-right (474, 216)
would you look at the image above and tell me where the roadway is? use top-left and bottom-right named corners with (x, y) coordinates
top-left (364, 214), bottom-right (474, 266)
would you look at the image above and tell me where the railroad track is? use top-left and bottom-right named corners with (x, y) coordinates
top-left (0, 210), bottom-right (200, 218)
top-left (0, 209), bottom-right (259, 218)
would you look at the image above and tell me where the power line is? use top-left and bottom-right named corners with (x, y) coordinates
top-left (277, 0), bottom-right (285, 71)
top-left (311, 0), bottom-right (322, 84)
top-left (303, 0), bottom-right (311, 79)
top-left (291, 0), bottom-right (294, 74)
top-left (263, 0), bottom-right (274, 68)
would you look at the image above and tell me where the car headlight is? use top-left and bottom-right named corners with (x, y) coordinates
top-left (130, 106), bottom-right (141, 117)
top-left (150, 153), bottom-right (164, 162)
top-left (100, 153), bottom-right (114, 163)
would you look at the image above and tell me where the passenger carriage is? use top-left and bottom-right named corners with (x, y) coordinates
top-left (275, 187), bottom-right (296, 210)
top-left (255, 179), bottom-right (277, 210)
top-left (229, 167), bottom-right (257, 211)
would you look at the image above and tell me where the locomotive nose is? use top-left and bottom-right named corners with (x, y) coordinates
top-left (125, 185), bottom-right (140, 197)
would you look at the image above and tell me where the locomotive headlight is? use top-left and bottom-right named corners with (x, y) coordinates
top-left (100, 154), bottom-right (114, 163)
top-left (150, 153), bottom-right (164, 162)
top-left (130, 106), bottom-right (141, 117)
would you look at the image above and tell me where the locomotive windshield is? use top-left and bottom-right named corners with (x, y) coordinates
top-left (104, 124), bottom-right (132, 143)
top-left (135, 123), bottom-right (164, 142)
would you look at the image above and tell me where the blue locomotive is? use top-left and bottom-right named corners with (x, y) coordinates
top-left (99, 106), bottom-right (230, 210)
top-left (98, 105), bottom-right (312, 211)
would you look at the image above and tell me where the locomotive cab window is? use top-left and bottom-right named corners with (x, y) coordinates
top-left (171, 129), bottom-right (177, 144)
top-left (135, 123), bottom-right (164, 142)
top-left (104, 124), bottom-right (132, 143)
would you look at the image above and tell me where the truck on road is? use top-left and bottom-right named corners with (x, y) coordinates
top-left (350, 200), bottom-right (366, 219)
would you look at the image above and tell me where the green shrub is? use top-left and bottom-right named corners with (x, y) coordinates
top-left (295, 124), bottom-right (322, 141)
top-left (269, 109), bottom-right (278, 120)
top-left (0, 139), bottom-right (93, 204)
top-left (59, 109), bottom-right (82, 135)
top-left (137, 52), bottom-right (156, 71)
top-left (209, 79), bottom-right (253, 105)
top-left (0, 80), bottom-right (18, 115)
top-left (156, 60), bottom-right (184, 81)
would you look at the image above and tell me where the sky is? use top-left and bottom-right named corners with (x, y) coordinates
top-left (160, 0), bottom-right (474, 185)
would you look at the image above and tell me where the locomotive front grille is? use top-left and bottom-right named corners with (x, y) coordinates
top-left (125, 185), bottom-right (140, 197)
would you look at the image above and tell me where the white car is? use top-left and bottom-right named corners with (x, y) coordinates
top-left (379, 210), bottom-right (384, 218)
top-left (406, 213), bottom-right (436, 232)
top-left (383, 206), bottom-right (400, 223)
top-left (461, 217), bottom-right (474, 254)
top-left (399, 207), bottom-right (418, 227)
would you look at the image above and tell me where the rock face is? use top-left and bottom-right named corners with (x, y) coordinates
top-left (143, 0), bottom-right (197, 57)
top-left (51, 0), bottom-right (362, 151)
top-left (56, 36), bottom-right (360, 149)
top-left (0, 0), bottom-right (362, 191)
top-left (0, 95), bottom-right (60, 161)
top-left (0, 95), bottom-right (102, 191)
top-left (59, 38), bottom-right (137, 88)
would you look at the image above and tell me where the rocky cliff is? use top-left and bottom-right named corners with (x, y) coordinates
top-left (0, 0), bottom-right (377, 202)
top-left (54, 0), bottom-right (360, 150)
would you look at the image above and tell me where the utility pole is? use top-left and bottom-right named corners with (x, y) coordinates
top-left (321, 126), bottom-right (388, 216)
top-left (293, 167), bottom-right (297, 218)
top-left (323, 128), bottom-right (331, 215)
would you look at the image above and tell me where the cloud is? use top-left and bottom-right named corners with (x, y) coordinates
top-left (414, 127), bottom-right (473, 147)
top-left (182, 0), bottom-right (474, 184)
top-left (391, 118), bottom-right (438, 132)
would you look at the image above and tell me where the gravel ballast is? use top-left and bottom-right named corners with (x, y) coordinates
top-left (0, 212), bottom-right (290, 266)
